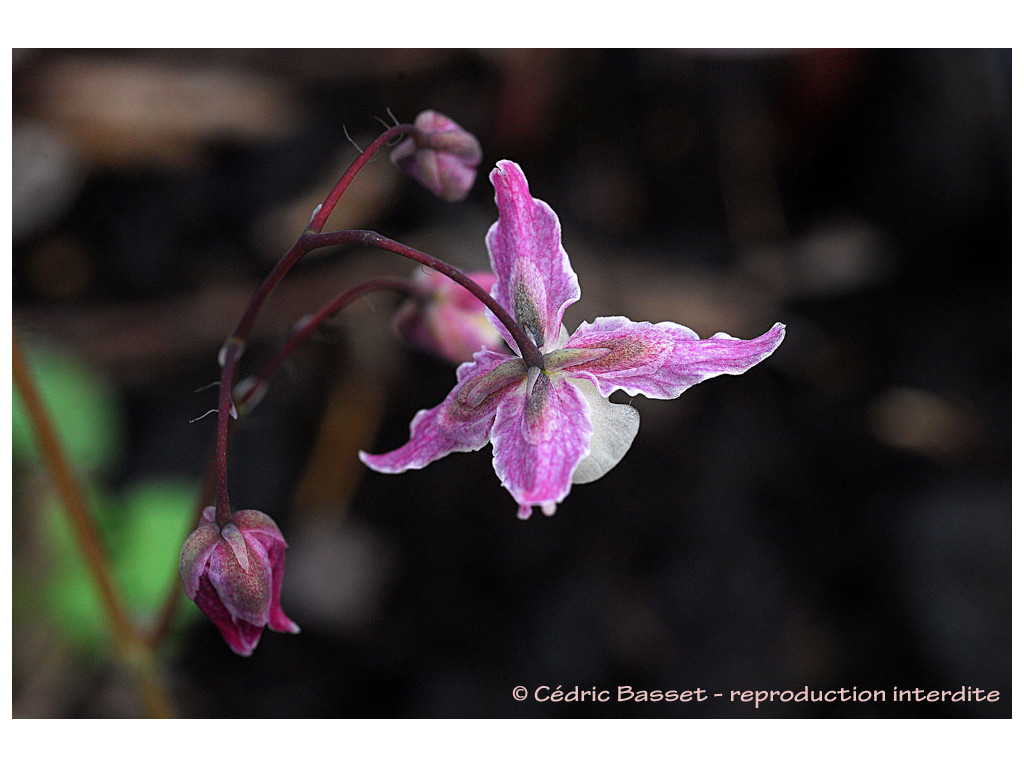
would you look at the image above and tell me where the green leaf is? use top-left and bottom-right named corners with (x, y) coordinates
top-left (40, 484), bottom-right (121, 653)
top-left (12, 344), bottom-right (125, 473)
top-left (35, 478), bottom-right (201, 654)
top-left (117, 479), bottom-right (200, 616)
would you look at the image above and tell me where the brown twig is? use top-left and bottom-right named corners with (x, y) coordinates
top-left (13, 331), bottom-right (175, 717)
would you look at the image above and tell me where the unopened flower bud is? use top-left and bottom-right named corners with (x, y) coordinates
top-left (180, 506), bottom-right (299, 656)
top-left (391, 110), bottom-right (482, 202)
top-left (393, 269), bottom-right (504, 364)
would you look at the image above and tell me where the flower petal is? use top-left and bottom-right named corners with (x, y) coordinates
top-left (208, 536), bottom-right (271, 627)
top-left (562, 316), bottom-right (674, 391)
top-left (485, 160), bottom-right (580, 353)
top-left (359, 349), bottom-right (520, 473)
top-left (391, 110), bottom-right (482, 202)
top-left (392, 270), bottom-right (503, 364)
top-left (231, 508), bottom-right (286, 543)
top-left (490, 371), bottom-right (592, 512)
top-left (179, 509), bottom-right (221, 600)
top-left (566, 317), bottom-right (786, 399)
top-left (235, 510), bottom-right (300, 635)
top-left (193, 576), bottom-right (265, 656)
top-left (568, 377), bottom-right (640, 484)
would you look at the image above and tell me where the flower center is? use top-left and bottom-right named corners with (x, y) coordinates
top-left (457, 357), bottom-right (528, 409)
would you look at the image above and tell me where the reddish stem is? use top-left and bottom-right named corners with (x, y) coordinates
top-left (304, 229), bottom-right (544, 368)
top-left (211, 123), bottom-right (419, 526)
top-left (238, 277), bottom-right (419, 409)
top-left (308, 123), bottom-right (418, 233)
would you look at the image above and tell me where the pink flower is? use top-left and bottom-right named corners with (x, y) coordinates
top-left (391, 110), bottom-right (482, 202)
top-left (393, 269), bottom-right (505, 364)
top-left (180, 506), bottom-right (299, 656)
top-left (360, 160), bottom-right (785, 519)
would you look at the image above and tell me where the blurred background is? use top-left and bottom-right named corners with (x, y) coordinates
top-left (12, 49), bottom-right (1010, 717)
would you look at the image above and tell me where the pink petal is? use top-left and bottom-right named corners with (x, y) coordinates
top-left (220, 523), bottom-right (250, 572)
top-left (208, 537), bottom-right (271, 627)
top-left (232, 508), bottom-right (286, 542)
top-left (485, 160), bottom-right (580, 354)
top-left (393, 270), bottom-right (503, 364)
top-left (566, 317), bottom-right (786, 399)
top-left (562, 316), bottom-right (674, 392)
top-left (261, 537), bottom-right (300, 634)
top-left (233, 512), bottom-right (299, 634)
top-left (179, 510), bottom-right (221, 600)
top-left (490, 371), bottom-right (593, 511)
top-left (360, 348), bottom-right (521, 473)
top-left (427, 302), bottom-right (504, 364)
top-left (444, 271), bottom-right (497, 312)
top-left (390, 111), bottom-right (481, 202)
top-left (193, 576), bottom-right (265, 657)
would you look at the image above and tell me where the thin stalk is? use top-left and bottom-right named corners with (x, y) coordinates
top-left (238, 277), bottom-right (418, 409)
top-left (303, 229), bottom-right (544, 368)
top-left (12, 332), bottom-right (174, 717)
top-left (212, 123), bottom-right (420, 526)
top-left (152, 278), bottom-right (415, 645)
top-left (308, 123), bottom-right (417, 233)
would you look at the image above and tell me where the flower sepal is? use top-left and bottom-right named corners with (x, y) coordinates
top-left (392, 269), bottom-right (504, 364)
top-left (180, 506), bottom-right (299, 657)
top-left (361, 160), bottom-right (786, 519)
top-left (391, 110), bottom-right (482, 202)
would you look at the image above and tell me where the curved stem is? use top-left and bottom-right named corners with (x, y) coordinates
top-left (308, 123), bottom-right (418, 233)
top-left (304, 229), bottom-right (545, 368)
top-left (212, 123), bottom-right (419, 525)
top-left (238, 277), bottom-right (419, 409)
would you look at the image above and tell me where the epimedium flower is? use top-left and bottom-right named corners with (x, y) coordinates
top-left (392, 268), bottom-right (505, 364)
top-left (390, 110), bottom-right (482, 202)
top-left (360, 160), bottom-right (785, 519)
top-left (180, 506), bottom-right (299, 656)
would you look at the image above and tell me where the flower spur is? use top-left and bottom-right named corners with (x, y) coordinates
top-left (360, 160), bottom-right (785, 519)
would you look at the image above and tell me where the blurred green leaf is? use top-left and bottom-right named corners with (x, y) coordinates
top-left (12, 344), bottom-right (125, 473)
top-left (40, 477), bottom-right (201, 654)
top-left (42, 484), bottom-right (121, 652)
top-left (117, 479), bottom-right (199, 614)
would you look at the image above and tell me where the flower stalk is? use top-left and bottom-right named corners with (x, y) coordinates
top-left (304, 229), bottom-right (545, 368)
top-left (209, 118), bottom-right (515, 527)
top-left (237, 276), bottom-right (419, 409)
top-left (210, 122), bottom-right (418, 526)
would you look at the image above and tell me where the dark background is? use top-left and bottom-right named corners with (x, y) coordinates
top-left (12, 49), bottom-right (1011, 717)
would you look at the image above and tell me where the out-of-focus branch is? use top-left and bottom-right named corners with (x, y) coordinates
top-left (13, 331), bottom-right (174, 717)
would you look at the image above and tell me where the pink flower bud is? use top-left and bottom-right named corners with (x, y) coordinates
top-left (180, 506), bottom-right (299, 656)
top-left (393, 269), bottom-right (504, 364)
top-left (391, 110), bottom-right (482, 202)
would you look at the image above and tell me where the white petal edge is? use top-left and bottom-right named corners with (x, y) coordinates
top-left (568, 377), bottom-right (640, 484)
